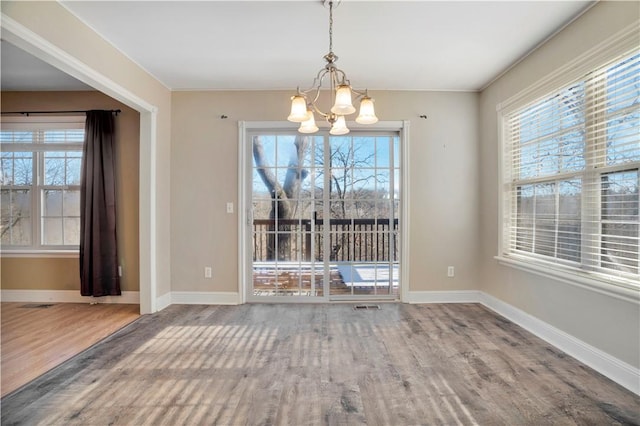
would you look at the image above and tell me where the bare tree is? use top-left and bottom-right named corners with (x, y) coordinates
top-left (1, 154), bottom-right (33, 243)
top-left (310, 138), bottom-right (392, 260)
top-left (253, 135), bottom-right (309, 260)
top-left (313, 138), bottom-right (383, 219)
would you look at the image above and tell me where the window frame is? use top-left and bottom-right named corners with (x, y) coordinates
top-left (496, 28), bottom-right (639, 302)
top-left (1, 116), bottom-right (85, 255)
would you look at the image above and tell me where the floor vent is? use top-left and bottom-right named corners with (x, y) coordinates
top-left (354, 304), bottom-right (381, 310)
top-left (20, 304), bottom-right (54, 309)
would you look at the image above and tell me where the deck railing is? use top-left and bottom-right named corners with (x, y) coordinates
top-left (253, 218), bottom-right (399, 262)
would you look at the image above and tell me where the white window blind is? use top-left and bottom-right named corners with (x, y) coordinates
top-left (502, 50), bottom-right (639, 287)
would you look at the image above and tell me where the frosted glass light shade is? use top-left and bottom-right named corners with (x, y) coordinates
top-left (355, 97), bottom-right (378, 124)
top-left (299, 111), bottom-right (319, 134)
top-left (331, 85), bottom-right (356, 115)
top-left (329, 115), bottom-right (349, 135)
top-left (288, 95), bottom-right (309, 122)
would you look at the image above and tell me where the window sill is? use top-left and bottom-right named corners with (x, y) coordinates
top-left (0, 250), bottom-right (79, 259)
top-left (494, 255), bottom-right (640, 304)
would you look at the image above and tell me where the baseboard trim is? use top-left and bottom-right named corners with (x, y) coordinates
top-left (477, 292), bottom-right (639, 396)
top-left (156, 291), bottom-right (172, 312)
top-left (407, 290), bottom-right (482, 304)
top-left (0, 289), bottom-right (139, 304)
top-left (170, 291), bottom-right (240, 305)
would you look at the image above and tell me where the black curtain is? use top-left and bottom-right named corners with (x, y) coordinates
top-left (80, 110), bottom-right (120, 297)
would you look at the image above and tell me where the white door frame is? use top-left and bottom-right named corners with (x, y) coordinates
top-left (238, 120), bottom-right (410, 304)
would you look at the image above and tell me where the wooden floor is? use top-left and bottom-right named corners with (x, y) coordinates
top-left (1, 302), bottom-right (140, 397)
top-left (2, 303), bottom-right (639, 425)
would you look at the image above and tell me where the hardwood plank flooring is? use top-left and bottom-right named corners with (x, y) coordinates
top-left (1, 303), bottom-right (638, 425)
top-left (1, 302), bottom-right (140, 397)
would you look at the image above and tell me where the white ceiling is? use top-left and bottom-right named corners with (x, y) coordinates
top-left (2, 1), bottom-right (594, 92)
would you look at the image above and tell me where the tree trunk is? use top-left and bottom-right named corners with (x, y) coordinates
top-left (253, 135), bottom-right (309, 260)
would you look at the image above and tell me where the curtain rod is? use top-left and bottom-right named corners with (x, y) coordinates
top-left (0, 109), bottom-right (121, 116)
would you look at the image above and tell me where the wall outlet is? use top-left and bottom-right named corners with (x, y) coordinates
top-left (118, 266), bottom-right (123, 277)
top-left (447, 266), bottom-right (455, 278)
top-left (226, 202), bottom-right (234, 213)
top-left (204, 267), bottom-right (212, 278)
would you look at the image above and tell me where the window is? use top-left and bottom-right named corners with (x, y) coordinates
top-left (501, 51), bottom-right (639, 288)
top-left (1, 117), bottom-right (85, 251)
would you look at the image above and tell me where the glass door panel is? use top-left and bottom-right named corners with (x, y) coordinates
top-left (328, 135), bottom-right (399, 298)
top-left (249, 131), bottom-right (399, 300)
top-left (251, 134), bottom-right (323, 297)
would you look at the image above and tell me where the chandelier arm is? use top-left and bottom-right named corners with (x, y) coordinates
top-left (298, 67), bottom-right (330, 96)
top-left (311, 104), bottom-right (330, 119)
top-left (349, 87), bottom-right (367, 98)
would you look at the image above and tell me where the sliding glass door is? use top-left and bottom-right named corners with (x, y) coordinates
top-left (247, 130), bottom-right (400, 301)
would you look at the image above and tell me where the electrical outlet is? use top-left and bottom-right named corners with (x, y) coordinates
top-left (118, 266), bottom-right (123, 277)
top-left (226, 202), bottom-right (234, 213)
top-left (447, 266), bottom-right (455, 278)
top-left (204, 267), bottom-right (212, 278)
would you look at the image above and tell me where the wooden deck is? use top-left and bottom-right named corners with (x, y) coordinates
top-left (252, 263), bottom-right (399, 296)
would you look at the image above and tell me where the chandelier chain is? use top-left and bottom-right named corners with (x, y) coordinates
top-left (328, 1), bottom-right (333, 54)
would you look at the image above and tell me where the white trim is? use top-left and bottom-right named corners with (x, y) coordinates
top-left (406, 290), bottom-right (482, 304)
top-left (400, 120), bottom-right (410, 303)
top-left (0, 289), bottom-right (139, 305)
top-left (479, 292), bottom-right (640, 396)
top-left (0, 251), bottom-right (79, 258)
top-left (139, 110), bottom-right (158, 315)
top-left (238, 121), bottom-right (248, 304)
top-left (0, 116), bottom-right (86, 126)
top-left (156, 291), bottom-right (172, 312)
top-left (495, 256), bottom-right (640, 304)
top-left (0, 13), bottom-right (160, 315)
top-left (241, 120), bottom-right (405, 132)
top-left (171, 291), bottom-right (240, 305)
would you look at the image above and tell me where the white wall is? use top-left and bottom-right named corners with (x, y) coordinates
top-left (170, 90), bottom-right (480, 296)
top-left (479, 1), bottom-right (640, 368)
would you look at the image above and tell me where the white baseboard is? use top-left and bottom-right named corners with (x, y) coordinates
top-left (156, 291), bottom-right (172, 312)
top-left (0, 289), bottom-right (139, 304)
top-left (406, 290), bottom-right (481, 304)
top-left (170, 291), bottom-right (240, 305)
top-left (477, 292), bottom-right (640, 396)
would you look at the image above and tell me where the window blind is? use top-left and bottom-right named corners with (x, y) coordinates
top-left (503, 50), bottom-right (639, 286)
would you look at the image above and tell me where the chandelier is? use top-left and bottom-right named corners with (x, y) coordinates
top-left (287, 0), bottom-right (378, 135)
